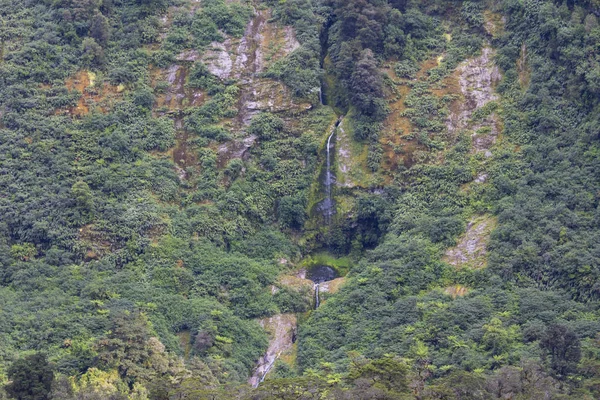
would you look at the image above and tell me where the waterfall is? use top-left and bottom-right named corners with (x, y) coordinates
top-left (320, 118), bottom-right (343, 229)
top-left (319, 86), bottom-right (324, 105)
top-left (258, 355), bottom-right (278, 386)
top-left (323, 129), bottom-right (335, 225)
top-left (315, 283), bottom-right (320, 309)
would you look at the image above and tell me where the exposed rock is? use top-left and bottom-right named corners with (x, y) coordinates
top-left (217, 134), bottom-right (257, 168)
top-left (158, 64), bottom-right (205, 111)
top-left (318, 277), bottom-right (345, 295)
top-left (176, 49), bottom-right (201, 62)
top-left (475, 173), bottom-right (488, 183)
top-left (203, 41), bottom-right (234, 80)
top-left (281, 26), bottom-right (301, 55)
top-left (295, 268), bottom-right (307, 280)
top-left (336, 121), bottom-right (352, 181)
top-left (248, 314), bottom-right (297, 387)
top-left (199, 8), bottom-right (306, 127)
top-left (444, 215), bottom-right (497, 269)
top-left (175, 165), bottom-right (186, 181)
top-left (446, 47), bottom-right (502, 153)
top-left (201, 8), bottom-right (299, 80)
top-left (483, 11), bottom-right (505, 37)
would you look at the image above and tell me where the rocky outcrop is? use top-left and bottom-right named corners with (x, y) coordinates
top-left (248, 314), bottom-right (297, 388)
top-left (202, 8), bottom-right (299, 80)
top-left (153, 3), bottom-right (308, 179)
top-left (201, 7), bottom-right (306, 127)
top-left (444, 215), bottom-right (497, 269)
top-left (217, 134), bottom-right (257, 167)
top-left (318, 277), bottom-right (345, 294)
top-left (446, 47), bottom-right (502, 150)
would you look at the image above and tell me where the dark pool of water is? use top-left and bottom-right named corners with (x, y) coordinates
top-left (306, 265), bottom-right (338, 284)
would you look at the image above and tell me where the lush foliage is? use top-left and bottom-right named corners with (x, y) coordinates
top-left (2, 0), bottom-right (600, 398)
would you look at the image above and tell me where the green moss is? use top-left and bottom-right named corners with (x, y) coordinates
top-left (335, 109), bottom-right (381, 189)
top-left (305, 111), bottom-right (339, 224)
top-left (300, 252), bottom-right (352, 277)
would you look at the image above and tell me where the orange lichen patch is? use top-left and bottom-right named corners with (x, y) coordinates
top-left (483, 11), bottom-right (505, 38)
top-left (431, 69), bottom-right (460, 99)
top-left (278, 274), bottom-right (314, 291)
top-left (445, 285), bottom-right (469, 298)
top-left (78, 224), bottom-right (112, 261)
top-left (380, 58), bottom-right (442, 172)
top-left (258, 8), bottom-right (300, 69)
top-left (63, 70), bottom-right (122, 117)
top-left (416, 58), bottom-right (440, 80)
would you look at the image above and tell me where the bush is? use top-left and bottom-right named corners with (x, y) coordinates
top-left (278, 195), bottom-right (306, 229)
top-left (248, 113), bottom-right (285, 141)
top-left (394, 59), bottom-right (420, 79)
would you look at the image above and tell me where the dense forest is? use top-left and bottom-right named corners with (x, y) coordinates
top-left (2, 0), bottom-right (600, 398)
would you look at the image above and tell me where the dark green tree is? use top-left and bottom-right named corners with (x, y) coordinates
top-left (5, 353), bottom-right (54, 400)
top-left (541, 324), bottom-right (581, 379)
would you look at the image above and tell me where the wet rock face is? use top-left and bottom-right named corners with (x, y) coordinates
top-left (306, 265), bottom-right (337, 284)
top-left (444, 215), bottom-right (497, 269)
top-left (202, 8), bottom-right (299, 80)
top-left (200, 7), bottom-right (306, 128)
top-left (446, 47), bottom-right (502, 154)
top-left (248, 314), bottom-right (297, 388)
top-left (217, 134), bottom-right (257, 168)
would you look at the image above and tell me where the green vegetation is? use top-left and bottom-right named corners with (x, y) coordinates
top-left (2, 0), bottom-right (600, 398)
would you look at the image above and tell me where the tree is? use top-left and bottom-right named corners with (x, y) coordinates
top-left (350, 49), bottom-right (387, 119)
top-left (5, 353), bottom-right (54, 400)
top-left (81, 37), bottom-right (105, 68)
top-left (541, 324), bottom-right (581, 379)
top-left (89, 13), bottom-right (110, 45)
top-left (277, 196), bottom-right (306, 230)
top-left (347, 354), bottom-right (410, 394)
top-left (72, 181), bottom-right (94, 213)
top-left (94, 312), bottom-right (175, 388)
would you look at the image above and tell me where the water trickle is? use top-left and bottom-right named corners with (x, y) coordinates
top-left (321, 118), bottom-right (342, 224)
top-left (323, 128), bottom-right (335, 225)
top-left (258, 355), bottom-right (277, 386)
top-left (306, 265), bottom-right (337, 309)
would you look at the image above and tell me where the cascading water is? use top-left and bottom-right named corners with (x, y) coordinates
top-left (322, 128), bottom-right (335, 225)
top-left (320, 117), bottom-right (343, 224)
top-left (257, 355), bottom-right (277, 386)
top-left (307, 266), bottom-right (337, 309)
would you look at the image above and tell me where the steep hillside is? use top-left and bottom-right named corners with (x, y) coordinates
top-left (1, 0), bottom-right (600, 399)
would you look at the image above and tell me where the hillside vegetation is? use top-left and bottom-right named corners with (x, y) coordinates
top-left (2, 0), bottom-right (600, 399)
